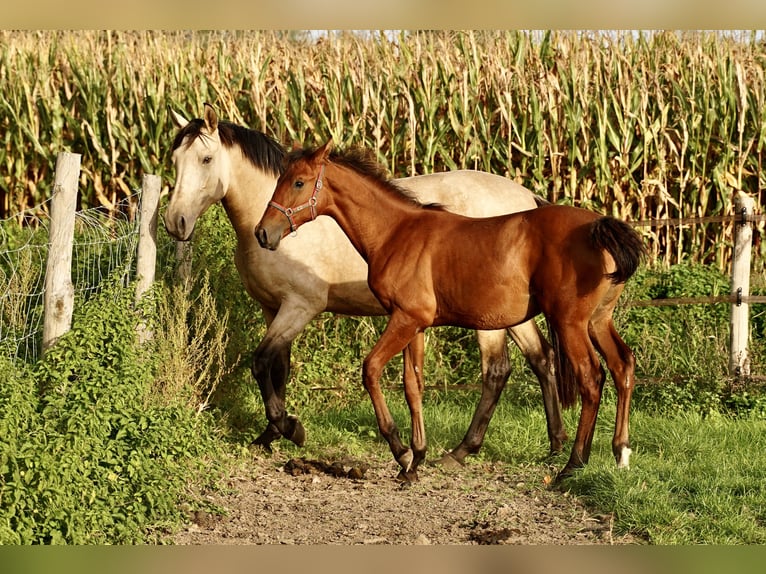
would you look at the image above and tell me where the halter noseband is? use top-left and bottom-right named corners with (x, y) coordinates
top-left (267, 163), bottom-right (325, 234)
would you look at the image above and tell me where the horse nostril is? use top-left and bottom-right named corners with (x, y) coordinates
top-left (255, 226), bottom-right (268, 248)
top-left (179, 215), bottom-right (186, 238)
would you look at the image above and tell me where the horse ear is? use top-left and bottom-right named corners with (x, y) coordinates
top-left (318, 138), bottom-right (334, 160)
top-left (203, 102), bottom-right (218, 132)
top-left (169, 109), bottom-right (189, 129)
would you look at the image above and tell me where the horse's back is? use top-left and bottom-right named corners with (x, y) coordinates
top-left (397, 170), bottom-right (539, 218)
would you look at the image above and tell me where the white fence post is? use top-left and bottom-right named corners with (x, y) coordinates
top-left (42, 152), bottom-right (81, 352)
top-left (729, 190), bottom-right (755, 378)
top-left (135, 174), bottom-right (161, 344)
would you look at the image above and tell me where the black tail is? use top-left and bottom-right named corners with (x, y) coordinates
top-left (547, 320), bottom-right (579, 409)
top-left (590, 217), bottom-right (645, 284)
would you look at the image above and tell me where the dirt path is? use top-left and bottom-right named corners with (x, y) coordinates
top-left (171, 451), bottom-right (643, 545)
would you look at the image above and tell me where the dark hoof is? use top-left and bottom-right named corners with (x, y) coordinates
top-left (553, 463), bottom-right (580, 485)
top-left (549, 444), bottom-right (566, 457)
top-left (396, 468), bottom-right (419, 483)
top-left (249, 441), bottom-right (273, 454)
top-left (287, 415), bottom-right (306, 447)
top-left (251, 433), bottom-right (276, 453)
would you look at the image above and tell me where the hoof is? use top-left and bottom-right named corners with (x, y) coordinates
top-left (251, 429), bottom-right (278, 453)
top-left (396, 468), bottom-right (419, 483)
top-left (616, 446), bottom-right (632, 469)
top-left (249, 440), bottom-right (273, 454)
top-left (553, 463), bottom-right (581, 485)
top-left (433, 452), bottom-right (464, 470)
top-left (287, 415), bottom-right (306, 447)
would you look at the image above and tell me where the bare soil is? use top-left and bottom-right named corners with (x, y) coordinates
top-left (171, 450), bottom-right (644, 545)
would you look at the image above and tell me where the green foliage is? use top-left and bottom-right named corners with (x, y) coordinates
top-left (151, 273), bottom-right (232, 412)
top-left (0, 275), bottom-right (227, 543)
top-left (614, 264), bottom-right (738, 416)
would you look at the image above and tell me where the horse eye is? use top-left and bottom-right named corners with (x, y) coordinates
top-left (202, 156), bottom-right (212, 165)
top-left (294, 180), bottom-right (304, 189)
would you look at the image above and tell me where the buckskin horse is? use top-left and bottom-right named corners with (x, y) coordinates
top-left (255, 140), bottom-right (645, 481)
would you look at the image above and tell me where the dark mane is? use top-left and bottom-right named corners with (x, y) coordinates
top-left (172, 118), bottom-right (285, 178)
top-left (287, 145), bottom-right (445, 210)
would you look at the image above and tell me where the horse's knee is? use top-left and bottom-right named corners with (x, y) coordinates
top-left (251, 350), bottom-right (270, 381)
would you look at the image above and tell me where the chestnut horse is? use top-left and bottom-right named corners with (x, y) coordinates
top-left (255, 140), bottom-right (645, 481)
top-left (164, 105), bottom-right (566, 466)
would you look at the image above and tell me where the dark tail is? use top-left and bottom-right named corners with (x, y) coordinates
top-left (547, 321), bottom-right (579, 409)
top-left (590, 217), bottom-right (646, 284)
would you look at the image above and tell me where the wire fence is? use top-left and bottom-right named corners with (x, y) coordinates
top-left (0, 194), bottom-right (142, 364)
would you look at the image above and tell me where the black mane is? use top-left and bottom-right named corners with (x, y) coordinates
top-left (172, 118), bottom-right (285, 178)
top-left (286, 145), bottom-right (445, 211)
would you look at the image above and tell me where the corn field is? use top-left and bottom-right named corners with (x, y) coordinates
top-left (1, 30), bottom-right (765, 268)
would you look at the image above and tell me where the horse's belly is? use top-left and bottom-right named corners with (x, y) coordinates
top-left (433, 277), bottom-right (538, 330)
top-left (435, 301), bottom-right (536, 331)
top-left (326, 282), bottom-right (387, 316)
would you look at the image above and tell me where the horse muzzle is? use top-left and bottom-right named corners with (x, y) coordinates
top-left (163, 212), bottom-right (194, 241)
top-left (255, 223), bottom-right (283, 251)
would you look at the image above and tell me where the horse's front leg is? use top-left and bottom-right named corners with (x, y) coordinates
top-left (251, 305), bottom-right (312, 450)
top-left (362, 312), bottom-right (422, 481)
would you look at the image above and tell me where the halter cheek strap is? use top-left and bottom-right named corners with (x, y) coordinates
top-left (268, 163), bottom-right (325, 234)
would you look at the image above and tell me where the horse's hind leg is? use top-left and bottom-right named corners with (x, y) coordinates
top-left (251, 304), bottom-right (312, 450)
top-left (589, 313), bottom-right (636, 470)
top-left (436, 329), bottom-right (510, 467)
top-left (508, 320), bottom-right (567, 454)
top-left (553, 323), bottom-right (606, 481)
top-left (401, 331), bottom-right (427, 475)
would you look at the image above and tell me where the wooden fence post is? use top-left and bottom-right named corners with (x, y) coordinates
top-left (135, 174), bottom-right (161, 344)
top-left (729, 190), bottom-right (755, 378)
top-left (175, 240), bottom-right (192, 284)
top-left (42, 152), bottom-right (81, 352)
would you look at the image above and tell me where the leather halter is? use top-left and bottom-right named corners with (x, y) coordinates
top-left (267, 164), bottom-right (325, 234)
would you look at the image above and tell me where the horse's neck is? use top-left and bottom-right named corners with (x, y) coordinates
top-left (325, 170), bottom-right (415, 262)
top-left (222, 162), bottom-right (278, 245)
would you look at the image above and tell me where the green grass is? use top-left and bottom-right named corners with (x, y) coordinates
top-left (564, 409), bottom-right (766, 544)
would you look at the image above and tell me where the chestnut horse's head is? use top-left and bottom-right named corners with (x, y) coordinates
top-left (255, 139), bottom-right (333, 250)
